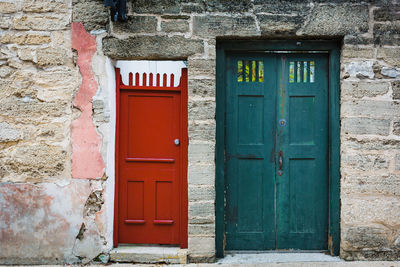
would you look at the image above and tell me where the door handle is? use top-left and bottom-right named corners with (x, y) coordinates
top-left (278, 151), bottom-right (283, 176)
top-left (174, 139), bottom-right (180, 146)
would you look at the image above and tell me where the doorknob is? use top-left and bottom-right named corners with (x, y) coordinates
top-left (174, 139), bottom-right (180, 146)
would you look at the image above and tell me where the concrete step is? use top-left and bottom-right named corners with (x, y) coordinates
top-left (109, 245), bottom-right (187, 264)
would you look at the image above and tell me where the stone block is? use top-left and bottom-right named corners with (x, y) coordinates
top-left (193, 15), bottom-right (258, 38)
top-left (0, 46), bottom-right (15, 61)
top-left (188, 237), bottom-right (215, 262)
top-left (189, 120), bottom-right (216, 141)
top-left (344, 61), bottom-right (374, 79)
top-left (204, 0), bottom-right (252, 12)
top-left (7, 58), bottom-right (22, 69)
top-left (341, 174), bottom-right (400, 196)
top-left (161, 15), bottom-right (190, 20)
top-left (257, 14), bottom-right (303, 35)
top-left (342, 46), bottom-right (374, 59)
top-left (3, 144), bottom-right (67, 181)
top-left (189, 201), bottom-right (214, 218)
top-left (188, 59), bottom-right (215, 77)
top-left (377, 47), bottom-right (400, 67)
top-left (343, 35), bottom-right (374, 45)
top-left (22, 0), bottom-right (67, 13)
top-left (189, 223), bottom-right (215, 236)
top-left (189, 186), bottom-right (215, 202)
top-left (374, 22), bottom-right (400, 45)
top-left (188, 100), bottom-right (215, 121)
top-left (161, 20), bottom-right (189, 33)
top-left (188, 237), bottom-right (215, 254)
top-left (181, 3), bottom-right (205, 13)
top-left (342, 153), bottom-right (389, 172)
top-left (189, 216), bottom-right (215, 225)
top-left (72, 0), bottom-right (109, 32)
top-left (341, 196), bottom-right (400, 226)
top-left (381, 67), bottom-right (400, 78)
top-left (110, 246), bottom-right (186, 264)
top-left (394, 121), bottom-right (400, 136)
top-left (131, 0), bottom-right (180, 14)
top-left (396, 154), bottom-right (400, 171)
top-left (13, 15), bottom-right (69, 31)
top-left (374, 5), bottom-right (400, 21)
top-left (341, 100), bottom-right (400, 119)
top-left (113, 16), bottom-right (157, 34)
top-left (189, 78), bottom-right (216, 97)
top-left (253, 0), bottom-right (312, 16)
top-left (342, 136), bottom-right (400, 151)
top-left (0, 66), bottom-right (15, 78)
top-left (0, 97), bottom-right (68, 124)
top-left (188, 164), bottom-right (215, 186)
top-left (35, 122), bottom-right (68, 142)
top-left (103, 36), bottom-right (204, 59)
top-left (0, 2), bottom-right (18, 14)
top-left (0, 181), bottom-right (91, 264)
top-left (52, 31), bottom-right (67, 46)
top-left (0, 16), bottom-right (11, 29)
top-left (0, 122), bottom-right (21, 142)
top-left (341, 249), bottom-right (400, 261)
top-left (302, 4), bottom-right (369, 36)
top-left (0, 33), bottom-right (51, 45)
top-left (342, 226), bottom-right (390, 249)
top-left (341, 81), bottom-right (389, 98)
top-left (188, 143), bottom-right (214, 164)
top-left (341, 117), bottom-right (390, 136)
top-left (392, 81), bottom-right (400, 100)
top-left (0, 74), bottom-right (34, 100)
top-left (34, 69), bottom-right (79, 101)
top-left (36, 47), bottom-right (68, 67)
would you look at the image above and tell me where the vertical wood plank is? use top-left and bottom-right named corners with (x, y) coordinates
top-left (129, 72), bottom-right (133, 86)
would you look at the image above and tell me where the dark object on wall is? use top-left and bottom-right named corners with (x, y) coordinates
top-left (104, 0), bottom-right (127, 22)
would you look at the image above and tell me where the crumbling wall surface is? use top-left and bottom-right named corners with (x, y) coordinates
top-left (79, 0), bottom-right (400, 262)
top-left (0, 0), bottom-right (109, 264)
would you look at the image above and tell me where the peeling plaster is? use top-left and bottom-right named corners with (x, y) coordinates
top-left (0, 181), bottom-right (91, 264)
top-left (71, 22), bottom-right (105, 179)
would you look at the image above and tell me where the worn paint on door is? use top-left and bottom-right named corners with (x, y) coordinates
top-left (225, 53), bottom-right (329, 250)
top-left (115, 69), bottom-right (188, 248)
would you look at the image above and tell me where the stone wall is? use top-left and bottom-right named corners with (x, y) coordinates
top-left (0, 0), bottom-right (400, 264)
top-left (0, 0), bottom-right (110, 264)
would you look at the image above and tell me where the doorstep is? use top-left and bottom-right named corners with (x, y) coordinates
top-left (110, 245), bottom-right (187, 264)
top-left (218, 252), bottom-right (342, 264)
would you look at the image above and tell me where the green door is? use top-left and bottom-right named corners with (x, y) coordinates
top-left (225, 52), bottom-right (329, 250)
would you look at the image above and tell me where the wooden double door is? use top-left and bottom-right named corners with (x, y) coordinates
top-left (225, 53), bottom-right (329, 250)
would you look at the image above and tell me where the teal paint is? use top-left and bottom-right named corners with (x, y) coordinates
top-left (225, 54), bottom-right (277, 250)
top-left (216, 40), bottom-right (340, 256)
top-left (276, 54), bottom-right (329, 250)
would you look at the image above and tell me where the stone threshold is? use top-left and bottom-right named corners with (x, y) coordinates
top-left (110, 244), bottom-right (187, 264)
top-left (218, 252), bottom-right (342, 264)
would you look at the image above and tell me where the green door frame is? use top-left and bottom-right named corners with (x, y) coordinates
top-left (215, 40), bottom-right (341, 257)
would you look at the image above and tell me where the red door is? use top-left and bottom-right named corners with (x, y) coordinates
top-left (115, 70), bottom-right (188, 247)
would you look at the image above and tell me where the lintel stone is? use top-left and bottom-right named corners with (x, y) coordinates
top-left (102, 36), bottom-right (204, 59)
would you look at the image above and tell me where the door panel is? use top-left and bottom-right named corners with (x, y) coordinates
top-left (225, 53), bottom-right (329, 250)
top-left (276, 54), bottom-right (328, 250)
top-left (225, 55), bottom-right (277, 250)
top-left (119, 90), bottom-right (181, 244)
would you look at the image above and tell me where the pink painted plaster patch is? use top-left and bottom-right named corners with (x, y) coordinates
top-left (71, 22), bottom-right (105, 179)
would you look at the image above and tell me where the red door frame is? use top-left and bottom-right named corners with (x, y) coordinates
top-left (113, 68), bottom-right (188, 248)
